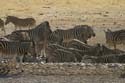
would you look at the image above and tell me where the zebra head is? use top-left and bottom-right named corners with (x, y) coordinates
top-left (86, 26), bottom-right (96, 38)
top-left (5, 16), bottom-right (15, 25)
top-left (104, 29), bottom-right (113, 45)
top-left (80, 25), bottom-right (96, 41)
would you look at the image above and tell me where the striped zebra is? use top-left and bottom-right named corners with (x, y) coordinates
top-left (46, 43), bottom-right (86, 62)
top-left (61, 39), bottom-right (101, 56)
top-left (52, 25), bottom-right (95, 44)
top-left (0, 19), bottom-right (6, 35)
top-left (104, 29), bottom-right (125, 49)
top-left (47, 32), bottom-right (63, 45)
top-left (46, 48), bottom-right (76, 63)
top-left (6, 29), bottom-right (63, 44)
top-left (99, 44), bottom-right (125, 55)
top-left (5, 30), bottom-right (32, 42)
top-left (7, 21), bottom-right (63, 57)
top-left (81, 53), bottom-right (125, 63)
top-left (0, 41), bottom-right (35, 71)
top-left (92, 53), bottom-right (125, 63)
top-left (5, 16), bottom-right (36, 30)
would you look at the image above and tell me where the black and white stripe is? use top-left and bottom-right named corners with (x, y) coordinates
top-left (61, 39), bottom-right (101, 56)
top-left (0, 19), bottom-right (6, 34)
top-left (46, 48), bottom-right (76, 63)
top-left (6, 21), bottom-right (52, 57)
top-left (5, 16), bottom-right (36, 30)
top-left (52, 25), bottom-right (95, 44)
top-left (104, 29), bottom-right (125, 49)
top-left (0, 41), bottom-right (34, 62)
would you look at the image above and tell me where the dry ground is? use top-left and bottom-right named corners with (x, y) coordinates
top-left (0, 75), bottom-right (125, 83)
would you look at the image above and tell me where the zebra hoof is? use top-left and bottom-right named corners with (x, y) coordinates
top-left (21, 70), bottom-right (24, 72)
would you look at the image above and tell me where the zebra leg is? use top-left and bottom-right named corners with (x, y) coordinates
top-left (19, 55), bottom-right (24, 72)
top-left (15, 25), bottom-right (17, 30)
top-left (113, 43), bottom-right (116, 50)
top-left (35, 43), bottom-right (42, 58)
top-left (43, 40), bottom-right (47, 58)
top-left (1, 27), bottom-right (6, 35)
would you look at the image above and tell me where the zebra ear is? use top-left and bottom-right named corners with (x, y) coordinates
top-left (107, 29), bottom-right (112, 32)
top-left (103, 30), bottom-right (107, 33)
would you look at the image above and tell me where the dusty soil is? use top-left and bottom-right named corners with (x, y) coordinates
top-left (0, 63), bottom-right (125, 83)
top-left (0, 75), bottom-right (125, 83)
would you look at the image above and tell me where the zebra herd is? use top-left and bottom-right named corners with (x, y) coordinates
top-left (0, 16), bottom-right (124, 75)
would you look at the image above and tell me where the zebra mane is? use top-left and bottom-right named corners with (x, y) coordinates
top-left (71, 39), bottom-right (85, 45)
top-left (56, 49), bottom-right (73, 54)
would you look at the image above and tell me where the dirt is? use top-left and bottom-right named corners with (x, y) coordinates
top-left (0, 75), bottom-right (125, 83)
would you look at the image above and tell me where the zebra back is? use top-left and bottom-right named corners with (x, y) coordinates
top-left (0, 19), bottom-right (4, 28)
top-left (5, 16), bottom-right (36, 28)
top-left (68, 39), bottom-right (102, 56)
top-left (52, 25), bottom-right (95, 44)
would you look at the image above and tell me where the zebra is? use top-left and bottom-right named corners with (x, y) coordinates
top-left (4, 30), bottom-right (31, 42)
top-left (0, 37), bottom-right (10, 41)
top-left (0, 41), bottom-right (35, 72)
top-left (61, 39), bottom-right (101, 56)
top-left (99, 44), bottom-right (125, 55)
top-left (46, 48), bottom-right (76, 63)
top-left (0, 19), bottom-right (6, 35)
top-left (6, 21), bottom-right (63, 58)
top-left (81, 53), bottom-right (125, 63)
top-left (52, 25), bottom-right (95, 44)
top-left (91, 53), bottom-right (125, 63)
top-left (47, 32), bottom-right (63, 45)
top-left (82, 45), bottom-right (125, 63)
top-left (5, 16), bottom-right (36, 30)
top-left (6, 29), bottom-right (63, 44)
top-left (46, 43), bottom-right (86, 62)
top-left (5, 21), bottom-right (52, 56)
top-left (104, 29), bottom-right (125, 49)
